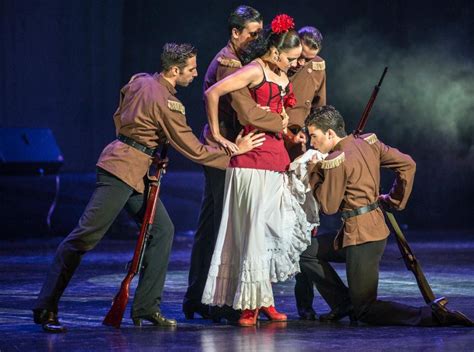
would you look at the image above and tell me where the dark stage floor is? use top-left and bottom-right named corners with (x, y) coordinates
top-left (0, 229), bottom-right (473, 351)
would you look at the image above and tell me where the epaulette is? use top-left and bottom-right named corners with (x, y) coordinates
top-left (312, 60), bottom-right (326, 71)
top-left (321, 151), bottom-right (345, 169)
top-left (128, 73), bottom-right (148, 83)
top-left (217, 56), bottom-right (242, 68)
top-left (167, 99), bottom-right (186, 115)
top-left (362, 133), bottom-right (378, 145)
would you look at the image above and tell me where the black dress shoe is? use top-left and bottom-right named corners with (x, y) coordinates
top-left (182, 300), bottom-right (211, 320)
top-left (297, 307), bottom-right (317, 321)
top-left (431, 301), bottom-right (473, 327)
top-left (319, 305), bottom-right (356, 323)
top-left (209, 305), bottom-right (241, 323)
top-left (132, 312), bottom-right (177, 327)
top-left (33, 309), bottom-right (67, 333)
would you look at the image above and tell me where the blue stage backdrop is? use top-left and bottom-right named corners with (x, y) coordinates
top-left (1, 0), bottom-right (473, 229)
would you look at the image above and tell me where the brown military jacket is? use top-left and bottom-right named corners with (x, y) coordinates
top-left (202, 42), bottom-right (284, 146)
top-left (285, 56), bottom-right (326, 159)
top-left (310, 133), bottom-right (416, 248)
top-left (97, 73), bottom-right (230, 193)
top-left (287, 56), bottom-right (326, 129)
top-left (203, 41), bottom-right (242, 141)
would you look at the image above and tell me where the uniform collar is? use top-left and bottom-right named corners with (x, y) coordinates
top-left (226, 41), bottom-right (242, 62)
top-left (289, 55), bottom-right (323, 77)
top-left (155, 73), bottom-right (177, 95)
top-left (333, 134), bottom-right (353, 152)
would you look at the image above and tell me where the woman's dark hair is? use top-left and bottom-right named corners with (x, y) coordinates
top-left (240, 27), bottom-right (301, 65)
top-left (228, 5), bottom-right (262, 36)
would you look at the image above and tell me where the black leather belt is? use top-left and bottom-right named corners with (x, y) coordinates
top-left (341, 201), bottom-right (379, 220)
top-left (117, 134), bottom-right (156, 156)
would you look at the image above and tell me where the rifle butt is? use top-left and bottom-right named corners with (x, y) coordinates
top-left (386, 211), bottom-right (436, 303)
top-left (103, 279), bottom-right (132, 328)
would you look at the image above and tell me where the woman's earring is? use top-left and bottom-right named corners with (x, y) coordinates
top-left (272, 49), bottom-right (280, 62)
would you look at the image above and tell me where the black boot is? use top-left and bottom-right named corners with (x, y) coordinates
top-left (209, 305), bottom-right (241, 323)
top-left (182, 300), bottom-right (211, 320)
top-left (431, 300), bottom-right (473, 327)
top-left (297, 306), bottom-right (317, 321)
top-left (132, 312), bottom-right (177, 327)
top-left (319, 305), bottom-right (356, 323)
top-left (33, 309), bottom-right (67, 333)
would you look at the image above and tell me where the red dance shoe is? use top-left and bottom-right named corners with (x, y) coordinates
top-left (238, 309), bottom-right (259, 326)
top-left (260, 306), bottom-right (287, 321)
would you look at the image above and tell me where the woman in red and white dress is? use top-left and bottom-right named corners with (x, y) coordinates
top-left (201, 15), bottom-right (318, 326)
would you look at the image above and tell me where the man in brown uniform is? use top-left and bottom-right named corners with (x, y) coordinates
top-left (183, 5), bottom-right (286, 320)
top-left (286, 26), bottom-right (326, 161)
top-left (287, 26), bottom-right (326, 320)
top-left (299, 105), bottom-right (472, 326)
top-left (32, 43), bottom-right (266, 332)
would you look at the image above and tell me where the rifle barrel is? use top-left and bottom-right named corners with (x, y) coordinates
top-left (377, 67), bottom-right (388, 88)
top-left (354, 67), bottom-right (389, 137)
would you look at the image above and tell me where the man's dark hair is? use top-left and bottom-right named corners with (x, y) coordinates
top-left (241, 28), bottom-right (301, 65)
top-left (305, 105), bottom-right (347, 137)
top-left (228, 5), bottom-right (263, 35)
top-left (161, 43), bottom-right (197, 72)
top-left (298, 26), bottom-right (323, 51)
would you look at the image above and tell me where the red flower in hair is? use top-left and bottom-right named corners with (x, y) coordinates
top-left (271, 14), bottom-right (295, 34)
top-left (284, 92), bottom-right (297, 108)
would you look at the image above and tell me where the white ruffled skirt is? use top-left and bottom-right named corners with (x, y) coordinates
top-left (201, 162), bottom-right (319, 310)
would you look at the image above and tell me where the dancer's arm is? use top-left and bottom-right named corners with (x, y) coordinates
top-left (204, 62), bottom-right (263, 153)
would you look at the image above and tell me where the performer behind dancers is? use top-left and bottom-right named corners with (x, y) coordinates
top-left (287, 25), bottom-right (327, 320)
top-left (286, 25), bottom-right (326, 161)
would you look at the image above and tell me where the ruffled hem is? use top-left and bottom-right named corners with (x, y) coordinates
top-left (202, 270), bottom-right (275, 309)
top-left (202, 261), bottom-right (275, 310)
top-left (201, 274), bottom-right (238, 308)
top-left (207, 257), bottom-right (272, 282)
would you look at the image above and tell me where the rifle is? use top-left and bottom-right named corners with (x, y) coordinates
top-left (103, 143), bottom-right (169, 328)
top-left (384, 212), bottom-right (439, 304)
top-left (353, 67), bottom-right (388, 138)
top-left (354, 67), bottom-right (447, 306)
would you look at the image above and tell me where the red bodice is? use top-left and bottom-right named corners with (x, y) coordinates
top-left (229, 79), bottom-right (294, 172)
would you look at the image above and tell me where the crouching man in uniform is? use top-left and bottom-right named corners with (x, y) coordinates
top-left (299, 105), bottom-right (472, 326)
top-left (32, 43), bottom-right (265, 332)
